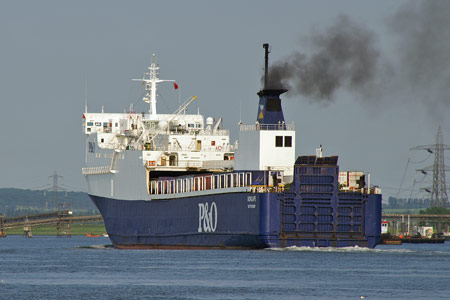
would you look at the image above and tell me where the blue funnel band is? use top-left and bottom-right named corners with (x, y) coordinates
top-left (256, 89), bottom-right (287, 125)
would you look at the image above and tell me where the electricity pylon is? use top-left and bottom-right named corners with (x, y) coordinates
top-left (45, 171), bottom-right (66, 209)
top-left (412, 127), bottom-right (450, 208)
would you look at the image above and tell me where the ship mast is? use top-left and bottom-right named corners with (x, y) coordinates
top-left (133, 54), bottom-right (174, 119)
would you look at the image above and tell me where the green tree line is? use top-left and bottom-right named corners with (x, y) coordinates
top-left (0, 188), bottom-right (98, 217)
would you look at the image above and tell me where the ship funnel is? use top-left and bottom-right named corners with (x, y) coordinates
top-left (263, 43), bottom-right (269, 89)
top-left (257, 43), bottom-right (287, 125)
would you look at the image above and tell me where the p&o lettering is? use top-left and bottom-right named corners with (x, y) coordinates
top-left (198, 202), bottom-right (217, 233)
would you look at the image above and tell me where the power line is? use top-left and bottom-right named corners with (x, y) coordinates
top-left (411, 126), bottom-right (450, 208)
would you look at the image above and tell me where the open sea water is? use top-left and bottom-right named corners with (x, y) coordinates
top-left (1, 236), bottom-right (450, 300)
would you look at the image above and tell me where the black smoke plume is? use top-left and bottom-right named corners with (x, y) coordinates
top-left (266, 15), bottom-right (380, 103)
top-left (267, 1), bottom-right (450, 108)
top-left (388, 0), bottom-right (450, 107)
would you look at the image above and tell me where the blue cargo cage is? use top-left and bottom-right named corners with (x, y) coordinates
top-left (264, 155), bottom-right (382, 248)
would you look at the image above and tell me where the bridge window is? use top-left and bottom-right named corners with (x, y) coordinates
top-left (285, 136), bottom-right (292, 147)
top-left (275, 136), bottom-right (283, 147)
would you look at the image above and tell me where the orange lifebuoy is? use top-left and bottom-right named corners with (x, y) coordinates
top-left (216, 146), bottom-right (222, 151)
top-left (148, 161), bottom-right (156, 167)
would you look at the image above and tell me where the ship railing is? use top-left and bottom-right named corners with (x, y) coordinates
top-left (137, 129), bottom-right (230, 140)
top-left (148, 144), bottom-right (234, 152)
top-left (178, 161), bottom-right (203, 168)
top-left (82, 166), bottom-right (111, 175)
top-left (166, 129), bottom-right (230, 136)
top-left (210, 129), bottom-right (229, 136)
top-left (180, 160), bottom-right (234, 169)
top-left (239, 123), bottom-right (295, 131)
top-left (145, 159), bottom-right (234, 170)
top-left (201, 160), bottom-right (234, 169)
top-left (149, 172), bottom-right (252, 195)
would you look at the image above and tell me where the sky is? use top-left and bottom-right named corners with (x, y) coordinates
top-left (1, 0), bottom-right (450, 201)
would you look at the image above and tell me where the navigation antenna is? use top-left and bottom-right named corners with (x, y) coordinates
top-left (132, 54), bottom-right (175, 119)
top-left (412, 126), bottom-right (450, 208)
top-left (84, 79), bottom-right (88, 114)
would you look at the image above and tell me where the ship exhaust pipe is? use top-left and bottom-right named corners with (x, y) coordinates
top-left (263, 43), bottom-right (269, 89)
top-left (257, 43), bottom-right (287, 125)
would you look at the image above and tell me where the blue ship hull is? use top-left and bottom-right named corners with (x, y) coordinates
top-left (91, 192), bottom-right (274, 249)
top-left (90, 159), bottom-right (382, 249)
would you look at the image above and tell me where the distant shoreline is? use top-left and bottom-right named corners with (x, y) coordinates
top-left (3, 223), bottom-right (106, 236)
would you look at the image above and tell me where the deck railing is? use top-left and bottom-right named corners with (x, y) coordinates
top-left (239, 123), bottom-right (295, 131)
top-left (149, 172), bottom-right (252, 195)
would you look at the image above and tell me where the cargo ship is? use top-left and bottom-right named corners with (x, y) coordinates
top-left (82, 44), bottom-right (382, 249)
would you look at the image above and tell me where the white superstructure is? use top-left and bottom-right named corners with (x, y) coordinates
top-left (82, 55), bottom-right (235, 199)
top-left (83, 55), bottom-right (234, 170)
top-left (83, 109), bottom-right (233, 171)
top-left (234, 123), bottom-right (295, 183)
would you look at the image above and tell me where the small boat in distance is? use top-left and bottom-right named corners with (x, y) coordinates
top-left (85, 233), bottom-right (101, 238)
